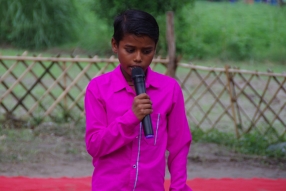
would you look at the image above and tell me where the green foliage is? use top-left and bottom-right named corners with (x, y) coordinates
top-left (89, 0), bottom-right (194, 56)
top-left (71, 0), bottom-right (114, 56)
top-left (0, 0), bottom-right (80, 49)
top-left (92, 0), bottom-right (194, 23)
top-left (192, 128), bottom-right (236, 145)
top-left (2, 1), bottom-right (286, 62)
top-left (191, 128), bottom-right (286, 159)
top-left (180, 2), bottom-right (286, 61)
top-left (74, 1), bottom-right (286, 62)
top-left (0, 123), bottom-right (86, 163)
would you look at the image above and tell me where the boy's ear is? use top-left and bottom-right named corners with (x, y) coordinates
top-left (111, 38), bottom-right (118, 53)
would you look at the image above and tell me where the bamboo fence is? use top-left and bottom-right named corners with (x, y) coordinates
top-left (0, 54), bottom-right (285, 139)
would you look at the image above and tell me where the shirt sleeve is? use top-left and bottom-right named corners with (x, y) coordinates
top-left (167, 82), bottom-right (192, 191)
top-left (84, 80), bottom-right (140, 159)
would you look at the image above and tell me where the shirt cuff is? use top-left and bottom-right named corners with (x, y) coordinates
top-left (118, 109), bottom-right (141, 135)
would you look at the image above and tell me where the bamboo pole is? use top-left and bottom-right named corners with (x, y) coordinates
top-left (234, 73), bottom-right (270, 125)
top-left (26, 63), bottom-right (74, 116)
top-left (230, 72), bottom-right (243, 129)
top-left (246, 75), bottom-right (271, 132)
top-left (67, 62), bottom-right (113, 111)
top-left (0, 55), bottom-right (169, 64)
top-left (251, 77), bottom-right (286, 127)
top-left (43, 63), bottom-right (91, 117)
top-left (269, 102), bottom-right (286, 128)
top-left (225, 65), bottom-right (239, 138)
top-left (166, 11), bottom-right (177, 78)
top-left (0, 61), bottom-right (36, 103)
top-left (179, 63), bottom-right (286, 77)
top-left (0, 61), bottom-right (19, 84)
top-left (197, 73), bottom-right (229, 128)
top-left (0, 60), bottom-right (40, 114)
top-left (63, 61), bottom-right (67, 109)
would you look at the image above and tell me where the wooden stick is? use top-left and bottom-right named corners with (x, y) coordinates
top-left (184, 69), bottom-right (212, 105)
top-left (63, 61), bottom-right (67, 109)
top-left (230, 73), bottom-right (243, 129)
top-left (25, 63), bottom-right (74, 116)
top-left (234, 73), bottom-right (270, 126)
top-left (263, 103), bottom-right (286, 138)
top-left (66, 62), bottom-right (114, 112)
top-left (225, 65), bottom-right (239, 138)
top-left (0, 61), bottom-right (36, 103)
top-left (197, 73), bottom-right (231, 127)
top-left (43, 63), bottom-right (91, 117)
top-left (0, 55), bottom-right (169, 64)
top-left (0, 61), bottom-right (19, 84)
top-left (246, 75), bottom-right (271, 133)
top-left (68, 89), bottom-right (86, 111)
top-left (166, 11), bottom-right (176, 77)
top-left (179, 63), bottom-right (286, 77)
top-left (0, 60), bottom-right (37, 115)
top-left (251, 77), bottom-right (286, 127)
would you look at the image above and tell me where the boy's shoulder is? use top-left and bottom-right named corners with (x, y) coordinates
top-left (89, 70), bottom-right (114, 83)
top-left (87, 70), bottom-right (115, 90)
top-left (150, 70), bottom-right (180, 87)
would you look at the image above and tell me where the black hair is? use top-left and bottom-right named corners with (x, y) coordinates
top-left (113, 9), bottom-right (159, 45)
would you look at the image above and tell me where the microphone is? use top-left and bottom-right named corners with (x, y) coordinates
top-left (131, 67), bottom-right (154, 138)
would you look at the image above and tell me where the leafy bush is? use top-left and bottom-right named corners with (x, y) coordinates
top-left (180, 2), bottom-right (286, 61)
top-left (0, 0), bottom-right (80, 49)
top-left (90, 0), bottom-right (194, 56)
top-left (191, 128), bottom-right (286, 158)
top-left (92, 0), bottom-right (194, 22)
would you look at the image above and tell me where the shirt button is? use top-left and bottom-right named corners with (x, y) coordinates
top-left (133, 165), bottom-right (136, 168)
top-left (136, 136), bottom-right (138, 139)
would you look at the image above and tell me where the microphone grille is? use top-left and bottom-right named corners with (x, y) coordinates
top-left (131, 67), bottom-right (145, 78)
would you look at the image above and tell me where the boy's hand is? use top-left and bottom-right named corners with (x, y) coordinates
top-left (132, 93), bottom-right (153, 121)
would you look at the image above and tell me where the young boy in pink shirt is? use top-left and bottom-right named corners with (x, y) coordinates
top-left (85, 9), bottom-right (192, 191)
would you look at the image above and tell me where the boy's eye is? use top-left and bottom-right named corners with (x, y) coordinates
top-left (125, 48), bottom-right (134, 53)
top-left (142, 49), bottom-right (152, 54)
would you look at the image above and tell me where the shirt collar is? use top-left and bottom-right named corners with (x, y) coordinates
top-left (112, 65), bottom-right (160, 93)
top-left (145, 67), bottom-right (160, 89)
top-left (112, 65), bottom-right (128, 92)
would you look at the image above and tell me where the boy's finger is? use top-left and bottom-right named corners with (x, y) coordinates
top-left (136, 93), bottom-right (150, 99)
top-left (140, 108), bottom-right (153, 115)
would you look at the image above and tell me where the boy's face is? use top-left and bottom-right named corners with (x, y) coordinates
top-left (111, 34), bottom-right (156, 81)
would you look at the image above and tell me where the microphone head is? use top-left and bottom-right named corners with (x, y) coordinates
top-left (131, 67), bottom-right (145, 79)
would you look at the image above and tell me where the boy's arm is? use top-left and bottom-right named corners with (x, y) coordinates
top-left (167, 82), bottom-right (192, 191)
top-left (84, 81), bottom-right (140, 159)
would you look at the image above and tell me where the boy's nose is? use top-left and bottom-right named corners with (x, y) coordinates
top-left (134, 51), bottom-right (142, 63)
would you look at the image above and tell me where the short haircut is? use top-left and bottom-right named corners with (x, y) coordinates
top-left (113, 9), bottom-right (159, 45)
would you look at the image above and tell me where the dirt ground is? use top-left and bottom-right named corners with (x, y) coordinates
top-left (1, 137), bottom-right (286, 179)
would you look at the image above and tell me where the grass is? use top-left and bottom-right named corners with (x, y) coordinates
top-left (0, 122), bottom-right (285, 166)
top-left (179, 1), bottom-right (286, 62)
top-left (1, 1), bottom-right (286, 62)
top-left (0, 122), bottom-right (88, 164)
top-left (191, 128), bottom-right (286, 159)
top-left (185, 59), bottom-right (286, 74)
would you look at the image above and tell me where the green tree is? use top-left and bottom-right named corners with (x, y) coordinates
top-left (92, 0), bottom-right (194, 56)
top-left (93, 0), bottom-right (193, 22)
top-left (0, 0), bottom-right (80, 49)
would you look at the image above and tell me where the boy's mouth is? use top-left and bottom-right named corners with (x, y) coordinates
top-left (130, 66), bottom-right (143, 70)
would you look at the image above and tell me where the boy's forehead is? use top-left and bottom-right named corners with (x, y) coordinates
top-left (120, 34), bottom-right (156, 46)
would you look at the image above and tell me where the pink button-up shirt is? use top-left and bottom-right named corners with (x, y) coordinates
top-left (85, 65), bottom-right (192, 191)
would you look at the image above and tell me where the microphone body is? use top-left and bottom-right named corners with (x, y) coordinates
top-left (132, 67), bottom-right (154, 138)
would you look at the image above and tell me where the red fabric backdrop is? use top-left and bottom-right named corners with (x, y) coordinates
top-left (0, 176), bottom-right (285, 191)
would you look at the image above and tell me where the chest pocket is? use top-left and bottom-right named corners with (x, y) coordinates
top-left (143, 113), bottom-right (166, 146)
